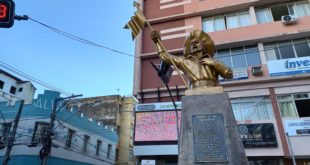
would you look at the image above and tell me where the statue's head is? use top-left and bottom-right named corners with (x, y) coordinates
top-left (184, 30), bottom-right (215, 58)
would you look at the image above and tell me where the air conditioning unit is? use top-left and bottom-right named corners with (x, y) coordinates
top-left (252, 66), bottom-right (263, 76)
top-left (281, 15), bottom-right (298, 25)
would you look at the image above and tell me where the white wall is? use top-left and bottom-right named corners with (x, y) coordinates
top-left (15, 82), bottom-right (35, 104)
top-left (0, 74), bottom-right (35, 104)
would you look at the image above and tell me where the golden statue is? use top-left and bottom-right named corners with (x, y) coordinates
top-left (124, 2), bottom-right (232, 95)
top-left (151, 30), bottom-right (233, 95)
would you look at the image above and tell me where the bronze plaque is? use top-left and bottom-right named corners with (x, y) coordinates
top-left (192, 114), bottom-right (228, 162)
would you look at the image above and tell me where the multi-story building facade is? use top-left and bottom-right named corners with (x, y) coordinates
top-left (0, 90), bottom-right (118, 165)
top-left (0, 69), bottom-right (36, 104)
top-left (68, 95), bottom-right (137, 165)
top-left (133, 0), bottom-right (310, 165)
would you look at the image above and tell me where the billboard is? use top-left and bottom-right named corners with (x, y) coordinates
top-left (238, 123), bottom-right (278, 148)
top-left (134, 111), bottom-right (181, 143)
top-left (267, 56), bottom-right (310, 76)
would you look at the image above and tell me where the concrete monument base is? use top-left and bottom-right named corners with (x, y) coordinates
top-left (179, 93), bottom-right (248, 165)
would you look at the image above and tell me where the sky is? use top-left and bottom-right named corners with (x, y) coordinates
top-left (0, 0), bottom-right (136, 98)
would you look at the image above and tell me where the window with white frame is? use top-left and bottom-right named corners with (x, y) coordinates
top-left (231, 96), bottom-right (274, 121)
top-left (264, 38), bottom-right (310, 61)
top-left (215, 46), bottom-right (261, 69)
top-left (255, 8), bottom-right (274, 23)
top-left (255, 1), bottom-right (310, 24)
top-left (277, 93), bottom-right (310, 118)
top-left (202, 11), bottom-right (251, 32)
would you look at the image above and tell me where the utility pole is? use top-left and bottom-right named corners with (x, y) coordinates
top-left (40, 94), bottom-right (82, 165)
top-left (286, 132), bottom-right (297, 165)
top-left (3, 100), bottom-right (24, 165)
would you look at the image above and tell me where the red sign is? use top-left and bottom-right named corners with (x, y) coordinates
top-left (0, 0), bottom-right (15, 28)
top-left (0, 4), bottom-right (7, 19)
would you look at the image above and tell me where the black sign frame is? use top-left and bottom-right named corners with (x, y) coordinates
top-left (239, 123), bottom-right (278, 148)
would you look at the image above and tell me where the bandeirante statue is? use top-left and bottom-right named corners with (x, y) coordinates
top-left (151, 30), bottom-right (233, 93)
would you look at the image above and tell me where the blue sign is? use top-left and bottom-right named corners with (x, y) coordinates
top-left (268, 57), bottom-right (310, 76)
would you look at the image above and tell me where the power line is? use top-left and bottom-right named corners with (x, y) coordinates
top-left (0, 131), bottom-right (115, 164)
top-left (0, 56), bottom-right (72, 96)
top-left (53, 118), bottom-right (119, 157)
top-left (54, 118), bottom-right (133, 157)
top-left (52, 98), bottom-right (113, 131)
top-left (55, 143), bottom-right (115, 165)
top-left (0, 111), bottom-right (7, 123)
top-left (0, 60), bottom-right (73, 96)
top-left (52, 121), bottom-right (117, 160)
top-left (54, 118), bottom-right (114, 137)
top-left (27, 17), bottom-right (136, 58)
top-left (52, 108), bottom-right (83, 131)
top-left (19, 117), bottom-right (50, 121)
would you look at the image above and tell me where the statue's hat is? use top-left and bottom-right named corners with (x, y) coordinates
top-left (184, 30), bottom-right (215, 57)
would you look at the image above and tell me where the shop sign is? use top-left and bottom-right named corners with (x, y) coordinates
top-left (284, 119), bottom-right (310, 136)
top-left (238, 123), bottom-right (277, 148)
top-left (135, 102), bottom-right (181, 112)
top-left (268, 56), bottom-right (310, 77)
top-left (141, 160), bottom-right (155, 165)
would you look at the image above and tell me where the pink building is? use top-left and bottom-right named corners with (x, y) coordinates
top-left (133, 0), bottom-right (310, 164)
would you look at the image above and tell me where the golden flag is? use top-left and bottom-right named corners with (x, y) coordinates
top-left (124, 3), bottom-right (147, 40)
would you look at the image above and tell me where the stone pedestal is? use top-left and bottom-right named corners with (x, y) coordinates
top-left (179, 93), bottom-right (248, 165)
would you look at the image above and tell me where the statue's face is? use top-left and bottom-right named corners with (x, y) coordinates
top-left (190, 38), bottom-right (204, 55)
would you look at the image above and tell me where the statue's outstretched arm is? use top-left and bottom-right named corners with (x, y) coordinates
top-left (200, 58), bottom-right (233, 79)
top-left (150, 31), bottom-right (181, 65)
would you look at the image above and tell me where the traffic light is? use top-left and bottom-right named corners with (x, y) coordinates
top-left (0, 0), bottom-right (15, 28)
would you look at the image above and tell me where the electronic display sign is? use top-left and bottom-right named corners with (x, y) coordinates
top-left (134, 111), bottom-right (181, 143)
top-left (0, 0), bottom-right (15, 28)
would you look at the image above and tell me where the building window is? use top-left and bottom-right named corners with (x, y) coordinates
top-left (96, 140), bottom-right (102, 156)
top-left (256, 1), bottom-right (310, 23)
top-left (82, 135), bottom-right (90, 153)
top-left (277, 93), bottom-right (310, 118)
top-left (165, 160), bottom-right (178, 165)
top-left (115, 148), bottom-right (119, 161)
top-left (32, 122), bottom-right (49, 144)
top-left (0, 123), bottom-right (12, 144)
top-left (264, 38), bottom-right (310, 61)
top-left (215, 46), bottom-right (261, 69)
top-left (107, 144), bottom-right (112, 159)
top-left (255, 8), bottom-right (274, 24)
top-left (231, 96), bottom-right (274, 120)
top-left (65, 129), bottom-right (75, 148)
top-left (202, 11), bottom-right (251, 32)
top-left (270, 4), bottom-right (290, 21)
top-left (18, 88), bottom-right (23, 92)
top-left (0, 80), bottom-right (4, 89)
top-left (248, 159), bottom-right (279, 165)
top-left (9, 86), bottom-right (16, 94)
